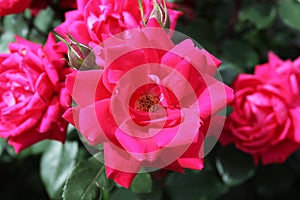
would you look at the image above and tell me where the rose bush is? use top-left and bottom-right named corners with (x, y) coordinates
top-left (221, 52), bottom-right (300, 165)
top-left (55, 0), bottom-right (182, 47)
top-left (64, 25), bottom-right (234, 187)
top-left (0, 33), bottom-right (71, 153)
top-left (1, 0), bottom-right (300, 199)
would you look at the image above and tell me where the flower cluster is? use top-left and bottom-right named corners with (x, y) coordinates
top-left (0, 0), bottom-right (182, 155)
top-left (1, 0), bottom-right (299, 192)
top-left (221, 52), bottom-right (300, 164)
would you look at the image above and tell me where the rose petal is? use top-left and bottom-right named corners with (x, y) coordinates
top-left (66, 70), bottom-right (104, 107)
top-left (8, 128), bottom-right (65, 153)
top-left (261, 140), bottom-right (300, 165)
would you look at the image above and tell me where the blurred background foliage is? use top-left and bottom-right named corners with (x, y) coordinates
top-left (1, 0), bottom-right (300, 199)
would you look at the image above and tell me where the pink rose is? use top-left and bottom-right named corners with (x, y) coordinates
top-left (55, 0), bottom-right (182, 46)
top-left (0, 33), bottom-right (71, 153)
top-left (221, 52), bottom-right (300, 165)
top-left (64, 27), bottom-right (233, 187)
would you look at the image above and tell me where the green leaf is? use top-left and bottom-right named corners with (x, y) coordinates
top-left (28, 29), bottom-right (47, 44)
top-left (17, 140), bottom-right (52, 159)
top-left (240, 3), bottom-right (276, 29)
top-left (3, 14), bottom-right (29, 37)
top-left (137, 184), bottom-right (163, 200)
top-left (278, 0), bottom-right (300, 31)
top-left (33, 7), bottom-right (55, 33)
top-left (218, 61), bottom-right (243, 85)
top-left (111, 188), bottom-right (138, 200)
top-left (130, 173), bottom-right (152, 194)
top-left (40, 141), bottom-right (78, 199)
top-left (0, 31), bottom-right (15, 52)
top-left (0, 14), bottom-right (29, 52)
top-left (5, 143), bottom-right (17, 157)
top-left (62, 156), bottom-right (105, 200)
top-left (0, 138), bottom-right (7, 156)
top-left (165, 171), bottom-right (228, 200)
top-left (215, 145), bottom-right (256, 187)
top-left (220, 39), bottom-right (259, 69)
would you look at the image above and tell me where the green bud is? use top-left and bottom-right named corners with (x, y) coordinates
top-left (56, 33), bottom-right (98, 70)
top-left (148, 0), bottom-right (170, 29)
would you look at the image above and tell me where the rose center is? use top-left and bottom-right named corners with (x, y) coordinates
top-left (135, 93), bottom-right (160, 112)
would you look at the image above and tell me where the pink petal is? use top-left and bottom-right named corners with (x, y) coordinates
top-left (8, 128), bottom-right (66, 153)
top-left (66, 21), bottom-right (91, 44)
top-left (290, 108), bottom-right (300, 143)
top-left (146, 18), bottom-right (161, 28)
top-left (77, 103), bottom-right (108, 145)
top-left (59, 87), bottom-right (71, 108)
top-left (105, 165), bottom-right (137, 188)
top-left (197, 75), bottom-right (234, 119)
top-left (271, 97), bottom-right (288, 125)
top-left (178, 158), bottom-right (204, 170)
top-left (261, 140), bottom-right (300, 165)
top-left (268, 51), bottom-right (283, 68)
top-left (77, 0), bottom-right (89, 12)
top-left (62, 108), bottom-right (76, 126)
top-left (14, 35), bottom-right (42, 53)
top-left (219, 121), bottom-right (235, 146)
top-left (36, 97), bottom-right (60, 133)
top-left (168, 8), bottom-right (183, 31)
top-left (66, 70), bottom-right (104, 107)
top-left (163, 160), bottom-right (184, 173)
top-left (104, 143), bottom-right (140, 188)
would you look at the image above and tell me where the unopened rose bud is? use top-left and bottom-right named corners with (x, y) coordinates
top-left (148, 0), bottom-right (170, 29)
top-left (56, 34), bottom-right (98, 70)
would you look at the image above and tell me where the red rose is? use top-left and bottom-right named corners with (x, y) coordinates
top-left (55, 0), bottom-right (182, 46)
top-left (0, 0), bottom-right (31, 16)
top-left (0, 33), bottom-right (71, 152)
top-left (64, 27), bottom-right (233, 187)
top-left (221, 52), bottom-right (300, 164)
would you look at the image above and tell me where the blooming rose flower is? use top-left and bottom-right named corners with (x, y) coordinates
top-left (55, 0), bottom-right (182, 47)
top-left (0, 33), bottom-right (71, 153)
top-left (64, 26), bottom-right (233, 187)
top-left (221, 52), bottom-right (300, 165)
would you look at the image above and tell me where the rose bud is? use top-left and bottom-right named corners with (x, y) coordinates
top-left (56, 33), bottom-right (98, 70)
